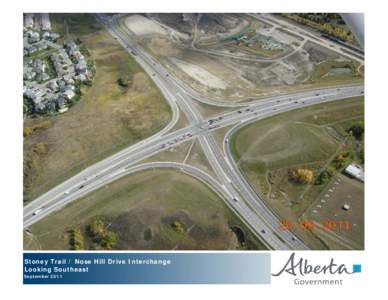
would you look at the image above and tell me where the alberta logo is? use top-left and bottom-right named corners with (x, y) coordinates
top-left (272, 253), bottom-right (361, 286)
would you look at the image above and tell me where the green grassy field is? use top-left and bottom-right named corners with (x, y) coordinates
top-left (23, 14), bottom-right (172, 203)
top-left (230, 97), bottom-right (364, 249)
top-left (25, 169), bottom-right (267, 250)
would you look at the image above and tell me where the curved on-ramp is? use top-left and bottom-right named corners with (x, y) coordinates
top-left (23, 161), bottom-right (274, 250)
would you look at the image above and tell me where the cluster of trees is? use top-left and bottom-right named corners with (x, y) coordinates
top-left (87, 218), bottom-right (119, 250)
top-left (315, 150), bottom-right (355, 185)
top-left (295, 13), bottom-right (345, 25)
top-left (292, 122), bottom-right (364, 187)
top-left (322, 23), bottom-right (355, 43)
top-left (282, 13), bottom-right (355, 44)
top-left (23, 153), bottom-right (39, 203)
top-left (289, 168), bottom-right (314, 184)
top-left (333, 151), bottom-right (354, 170)
top-left (69, 227), bottom-right (84, 250)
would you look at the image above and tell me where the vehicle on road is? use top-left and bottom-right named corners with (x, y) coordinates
top-left (33, 208), bottom-right (43, 216)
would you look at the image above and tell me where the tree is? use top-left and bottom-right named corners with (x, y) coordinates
top-left (88, 218), bottom-right (105, 240)
top-left (333, 151), bottom-right (352, 170)
top-left (101, 231), bottom-right (118, 250)
top-left (289, 168), bottom-right (314, 184)
top-left (69, 227), bottom-right (84, 250)
top-left (171, 221), bottom-right (184, 233)
top-left (348, 122), bottom-right (364, 140)
top-left (315, 167), bottom-right (335, 185)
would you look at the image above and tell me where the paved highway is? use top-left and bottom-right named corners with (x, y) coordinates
top-left (23, 14), bottom-right (364, 250)
top-left (250, 14), bottom-right (364, 64)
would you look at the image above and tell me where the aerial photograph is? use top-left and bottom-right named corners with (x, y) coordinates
top-left (23, 13), bottom-right (364, 251)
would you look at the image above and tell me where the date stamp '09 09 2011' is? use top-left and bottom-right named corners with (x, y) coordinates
top-left (279, 219), bottom-right (351, 233)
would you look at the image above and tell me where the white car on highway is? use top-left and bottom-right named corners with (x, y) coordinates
top-left (32, 208), bottom-right (43, 216)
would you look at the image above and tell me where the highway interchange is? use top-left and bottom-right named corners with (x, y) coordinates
top-left (24, 14), bottom-right (364, 250)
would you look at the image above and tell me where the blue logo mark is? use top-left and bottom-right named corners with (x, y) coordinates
top-left (353, 264), bottom-right (362, 273)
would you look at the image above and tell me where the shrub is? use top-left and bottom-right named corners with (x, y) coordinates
top-left (23, 120), bottom-right (51, 137)
top-left (117, 77), bottom-right (129, 87)
top-left (32, 143), bottom-right (47, 155)
top-left (23, 127), bottom-right (34, 137)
